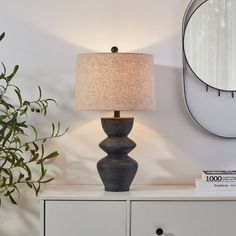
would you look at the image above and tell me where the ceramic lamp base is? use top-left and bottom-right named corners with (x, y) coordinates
top-left (97, 117), bottom-right (138, 192)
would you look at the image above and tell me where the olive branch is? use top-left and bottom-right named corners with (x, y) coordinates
top-left (0, 32), bottom-right (68, 204)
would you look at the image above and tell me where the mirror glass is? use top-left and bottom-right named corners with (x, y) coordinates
top-left (184, 0), bottom-right (236, 91)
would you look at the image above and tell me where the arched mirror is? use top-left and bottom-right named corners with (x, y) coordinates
top-left (183, 0), bottom-right (236, 138)
top-left (184, 0), bottom-right (236, 91)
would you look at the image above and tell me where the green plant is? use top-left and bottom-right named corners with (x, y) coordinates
top-left (0, 32), bottom-right (67, 204)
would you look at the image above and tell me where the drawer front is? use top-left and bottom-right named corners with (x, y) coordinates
top-left (131, 201), bottom-right (236, 236)
top-left (45, 200), bottom-right (127, 236)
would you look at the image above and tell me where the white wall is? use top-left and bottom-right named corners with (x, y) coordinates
top-left (1, 0), bottom-right (236, 235)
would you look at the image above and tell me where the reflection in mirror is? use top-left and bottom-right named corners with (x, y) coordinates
top-left (184, 0), bottom-right (236, 91)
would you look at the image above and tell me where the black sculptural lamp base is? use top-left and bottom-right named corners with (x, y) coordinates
top-left (97, 117), bottom-right (138, 192)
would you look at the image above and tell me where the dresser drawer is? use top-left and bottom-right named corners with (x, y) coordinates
top-left (45, 200), bottom-right (127, 236)
top-left (131, 201), bottom-right (236, 236)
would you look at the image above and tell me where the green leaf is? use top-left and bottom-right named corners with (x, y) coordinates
top-left (0, 32), bottom-right (5, 41)
top-left (17, 121), bottom-right (27, 128)
top-left (32, 142), bottom-right (39, 152)
top-left (29, 153), bottom-right (39, 162)
top-left (4, 189), bottom-right (13, 196)
top-left (40, 144), bottom-right (44, 158)
top-left (24, 165), bottom-right (32, 180)
top-left (40, 163), bottom-right (46, 176)
top-left (26, 182), bottom-right (32, 188)
top-left (6, 65), bottom-right (19, 81)
top-left (56, 122), bottom-right (60, 136)
top-left (0, 126), bottom-right (7, 136)
top-left (15, 157), bottom-right (24, 166)
top-left (0, 99), bottom-right (10, 110)
top-left (25, 143), bottom-right (29, 151)
top-left (37, 86), bottom-right (42, 101)
top-left (40, 101), bottom-right (48, 116)
top-left (0, 115), bottom-right (7, 120)
top-left (1, 168), bottom-right (9, 175)
top-left (2, 129), bottom-right (12, 146)
top-left (51, 123), bottom-right (55, 137)
top-left (1, 62), bottom-right (6, 76)
top-left (14, 89), bottom-right (23, 106)
top-left (8, 192), bottom-right (17, 205)
top-left (30, 125), bottom-right (38, 139)
top-left (8, 171), bottom-right (13, 185)
top-left (32, 183), bottom-right (41, 196)
top-left (19, 106), bottom-right (28, 116)
top-left (40, 177), bottom-right (54, 184)
top-left (0, 176), bottom-right (6, 187)
top-left (46, 98), bottom-right (57, 105)
top-left (37, 151), bottom-right (59, 164)
top-left (17, 173), bottom-right (24, 182)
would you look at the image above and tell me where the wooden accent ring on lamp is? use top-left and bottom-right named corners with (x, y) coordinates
top-left (75, 47), bottom-right (155, 192)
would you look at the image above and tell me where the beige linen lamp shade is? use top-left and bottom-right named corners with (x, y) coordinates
top-left (75, 52), bottom-right (155, 111)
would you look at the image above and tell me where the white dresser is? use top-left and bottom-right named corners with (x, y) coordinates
top-left (40, 185), bottom-right (236, 236)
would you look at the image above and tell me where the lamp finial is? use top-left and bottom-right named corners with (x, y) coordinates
top-left (111, 46), bottom-right (119, 53)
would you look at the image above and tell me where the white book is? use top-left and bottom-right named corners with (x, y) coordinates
top-left (195, 179), bottom-right (236, 191)
top-left (202, 170), bottom-right (236, 182)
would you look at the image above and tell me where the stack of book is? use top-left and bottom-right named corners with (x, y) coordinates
top-left (195, 171), bottom-right (236, 191)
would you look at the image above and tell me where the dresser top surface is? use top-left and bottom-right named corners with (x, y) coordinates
top-left (40, 185), bottom-right (236, 200)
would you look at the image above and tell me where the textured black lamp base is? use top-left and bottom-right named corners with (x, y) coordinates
top-left (97, 117), bottom-right (138, 192)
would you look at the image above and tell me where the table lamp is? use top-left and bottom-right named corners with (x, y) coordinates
top-left (75, 47), bottom-right (155, 192)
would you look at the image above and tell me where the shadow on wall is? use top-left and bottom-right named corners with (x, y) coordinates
top-left (133, 64), bottom-right (236, 185)
top-left (131, 64), bottom-right (202, 185)
top-left (46, 64), bottom-right (223, 188)
top-left (44, 64), bottom-right (236, 188)
top-left (45, 64), bottom-right (197, 186)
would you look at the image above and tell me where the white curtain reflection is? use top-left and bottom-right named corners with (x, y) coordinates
top-left (185, 0), bottom-right (236, 90)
